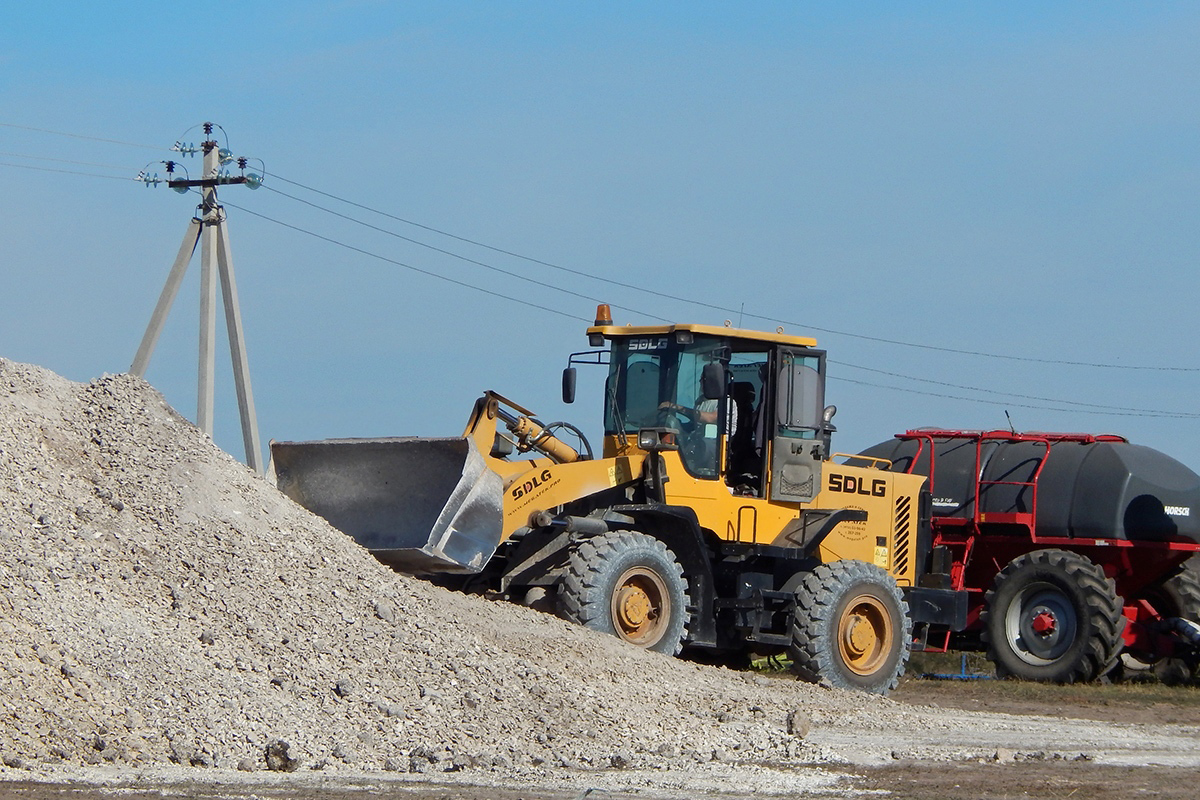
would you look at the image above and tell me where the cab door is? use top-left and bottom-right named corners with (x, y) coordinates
top-left (769, 348), bottom-right (826, 504)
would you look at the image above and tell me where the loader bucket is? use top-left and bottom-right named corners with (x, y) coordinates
top-left (270, 436), bottom-right (504, 574)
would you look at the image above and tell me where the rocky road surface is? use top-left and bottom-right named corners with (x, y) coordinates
top-left (2, 358), bottom-right (1198, 799)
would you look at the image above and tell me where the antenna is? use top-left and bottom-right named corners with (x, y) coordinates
top-left (131, 122), bottom-right (266, 473)
top-left (1004, 409), bottom-right (1017, 435)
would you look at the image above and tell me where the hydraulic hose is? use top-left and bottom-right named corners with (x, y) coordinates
top-left (1169, 617), bottom-right (1200, 648)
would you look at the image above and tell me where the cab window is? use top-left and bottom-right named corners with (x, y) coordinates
top-left (776, 351), bottom-right (823, 439)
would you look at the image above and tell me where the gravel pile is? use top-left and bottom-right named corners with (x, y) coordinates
top-left (0, 358), bottom-right (918, 775)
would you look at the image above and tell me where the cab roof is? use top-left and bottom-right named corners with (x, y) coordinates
top-left (587, 321), bottom-right (818, 348)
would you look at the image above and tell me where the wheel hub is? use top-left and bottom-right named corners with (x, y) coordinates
top-left (1030, 610), bottom-right (1057, 636)
top-left (837, 595), bottom-right (893, 676)
top-left (1005, 584), bottom-right (1078, 664)
top-left (616, 585), bottom-right (652, 628)
top-left (843, 614), bottom-right (878, 656)
top-left (610, 566), bottom-right (670, 647)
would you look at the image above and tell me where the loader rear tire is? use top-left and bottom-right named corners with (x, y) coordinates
top-left (983, 549), bottom-right (1125, 683)
top-left (788, 560), bottom-right (911, 695)
top-left (558, 531), bottom-right (689, 655)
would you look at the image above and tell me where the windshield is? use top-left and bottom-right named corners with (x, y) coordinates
top-left (605, 334), bottom-right (749, 478)
top-left (604, 335), bottom-right (670, 434)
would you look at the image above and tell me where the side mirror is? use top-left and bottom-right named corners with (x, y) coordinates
top-left (701, 362), bottom-right (726, 401)
top-left (562, 367), bottom-right (577, 404)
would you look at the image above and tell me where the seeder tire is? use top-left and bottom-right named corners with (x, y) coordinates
top-left (983, 549), bottom-right (1125, 683)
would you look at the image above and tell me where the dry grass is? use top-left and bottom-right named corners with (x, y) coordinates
top-left (751, 648), bottom-right (1200, 722)
top-left (897, 650), bottom-right (1200, 725)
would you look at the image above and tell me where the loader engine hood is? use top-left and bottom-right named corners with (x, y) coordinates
top-left (271, 436), bottom-right (504, 574)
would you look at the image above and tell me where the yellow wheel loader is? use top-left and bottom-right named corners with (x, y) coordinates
top-left (272, 305), bottom-right (963, 694)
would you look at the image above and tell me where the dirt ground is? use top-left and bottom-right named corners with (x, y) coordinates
top-left (853, 674), bottom-right (1200, 799)
top-left (893, 672), bottom-right (1200, 727)
top-left (854, 761), bottom-right (1200, 800)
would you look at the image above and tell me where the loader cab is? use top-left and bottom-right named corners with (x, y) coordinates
top-left (585, 313), bottom-right (830, 504)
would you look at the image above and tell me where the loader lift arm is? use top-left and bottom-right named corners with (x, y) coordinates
top-left (465, 391), bottom-right (592, 466)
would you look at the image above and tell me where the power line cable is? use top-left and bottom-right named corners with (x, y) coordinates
top-left (269, 172), bottom-right (1199, 373)
top-left (220, 199), bottom-right (592, 324)
top-left (260, 175), bottom-right (1200, 415)
top-left (232, 196), bottom-right (1198, 419)
top-left (241, 183), bottom-right (1200, 417)
top-left (0, 161), bottom-right (135, 181)
top-left (0, 150), bottom-right (135, 172)
top-left (830, 360), bottom-right (1200, 418)
top-left (774, 315), bottom-right (1197, 372)
top-left (271, 173), bottom-right (654, 284)
top-left (0, 122), bottom-right (162, 151)
top-left (830, 375), bottom-right (1198, 419)
top-left (269, 174), bottom-right (761, 314)
top-left (261, 184), bottom-right (671, 323)
top-left (3, 121), bottom-right (1195, 372)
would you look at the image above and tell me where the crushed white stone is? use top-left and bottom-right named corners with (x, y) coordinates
top-left (0, 358), bottom-right (930, 776)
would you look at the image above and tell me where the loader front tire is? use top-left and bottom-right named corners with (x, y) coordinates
top-left (983, 549), bottom-right (1125, 683)
top-left (789, 560), bottom-right (911, 695)
top-left (558, 531), bottom-right (689, 655)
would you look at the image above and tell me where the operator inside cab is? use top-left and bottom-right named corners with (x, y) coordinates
top-left (606, 335), bottom-right (771, 493)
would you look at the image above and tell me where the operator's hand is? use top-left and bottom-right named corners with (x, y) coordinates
top-left (659, 401), bottom-right (686, 415)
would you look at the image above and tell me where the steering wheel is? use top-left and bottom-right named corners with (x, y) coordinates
top-left (656, 404), bottom-right (685, 431)
top-left (655, 405), bottom-right (707, 463)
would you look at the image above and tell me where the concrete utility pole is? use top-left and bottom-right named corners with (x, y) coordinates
top-left (132, 123), bottom-right (265, 473)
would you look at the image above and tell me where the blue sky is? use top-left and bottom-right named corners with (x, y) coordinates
top-left (3, 2), bottom-right (1200, 470)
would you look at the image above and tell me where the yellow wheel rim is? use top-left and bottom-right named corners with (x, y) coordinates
top-left (838, 594), bottom-right (894, 676)
top-left (611, 566), bottom-right (671, 646)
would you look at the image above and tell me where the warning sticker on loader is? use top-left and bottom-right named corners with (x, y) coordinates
top-left (607, 461), bottom-right (632, 487)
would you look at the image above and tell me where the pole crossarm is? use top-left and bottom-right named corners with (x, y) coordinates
top-left (168, 176), bottom-right (250, 189)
